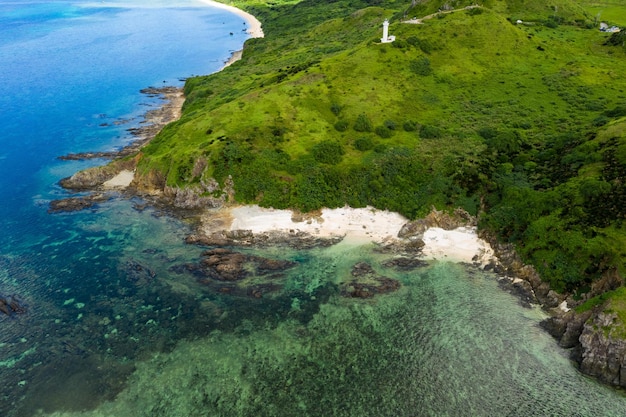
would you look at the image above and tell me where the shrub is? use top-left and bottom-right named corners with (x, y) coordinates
top-left (354, 113), bottom-right (373, 132)
top-left (418, 38), bottom-right (435, 54)
top-left (593, 116), bottom-right (609, 127)
top-left (374, 143), bottom-right (388, 153)
top-left (403, 120), bottom-right (418, 131)
top-left (330, 102), bottom-right (343, 116)
top-left (477, 126), bottom-right (498, 140)
top-left (604, 105), bottom-right (626, 118)
top-left (604, 31), bottom-right (626, 47)
top-left (544, 20), bottom-right (558, 28)
top-left (392, 39), bottom-right (408, 49)
top-left (334, 120), bottom-right (349, 132)
top-left (271, 125), bottom-right (287, 138)
top-left (354, 136), bottom-right (374, 151)
top-left (406, 36), bottom-right (419, 47)
top-left (409, 57), bottom-right (432, 76)
top-left (375, 125), bottom-right (393, 138)
top-left (311, 140), bottom-right (344, 164)
top-left (487, 130), bottom-right (521, 154)
top-left (419, 124), bottom-right (441, 139)
top-left (384, 119), bottom-right (396, 130)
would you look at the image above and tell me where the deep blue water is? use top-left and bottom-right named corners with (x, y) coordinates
top-left (2, 1), bottom-right (626, 416)
top-left (0, 0), bottom-right (247, 248)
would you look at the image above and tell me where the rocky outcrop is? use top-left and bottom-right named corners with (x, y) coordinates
top-left (163, 178), bottom-right (228, 209)
top-left (52, 87), bottom-right (187, 211)
top-left (185, 229), bottom-right (343, 250)
top-left (59, 156), bottom-right (139, 191)
top-left (59, 87), bottom-right (184, 163)
top-left (186, 248), bottom-right (297, 282)
top-left (340, 262), bottom-right (401, 298)
top-left (374, 238), bottom-right (425, 254)
top-left (382, 257), bottom-right (428, 270)
top-left (48, 193), bottom-right (111, 213)
top-left (478, 231), bottom-right (562, 308)
top-left (171, 248), bottom-right (297, 298)
top-left (397, 207), bottom-right (476, 239)
top-left (579, 312), bottom-right (626, 386)
top-left (541, 310), bottom-right (593, 349)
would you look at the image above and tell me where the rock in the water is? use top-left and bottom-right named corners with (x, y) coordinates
top-left (185, 229), bottom-right (342, 249)
top-left (48, 194), bottom-right (109, 213)
top-left (0, 295), bottom-right (26, 316)
top-left (382, 257), bottom-right (428, 270)
top-left (341, 277), bottom-right (401, 298)
top-left (341, 262), bottom-right (401, 298)
top-left (351, 262), bottom-right (376, 277)
top-left (174, 248), bottom-right (297, 285)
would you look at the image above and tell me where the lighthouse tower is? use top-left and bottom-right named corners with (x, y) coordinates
top-left (381, 20), bottom-right (395, 43)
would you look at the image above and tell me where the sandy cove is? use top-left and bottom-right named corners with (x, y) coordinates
top-left (201, 205), bottom-right (496, 265)
top-left (101, 4), bottom-right (492, 266)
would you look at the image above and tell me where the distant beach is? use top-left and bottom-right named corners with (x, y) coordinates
top-left (98, 0), bottom-right (263, 189)
top-left (198, 0), bottom-right (264, 38)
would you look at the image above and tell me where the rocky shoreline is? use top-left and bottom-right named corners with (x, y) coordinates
top-left (50, 86), bottom-right (185, 213)
top-left (48, 24), bottom-right (626, 393)
top-left (478, 229), bottom-right (626, 389)
top-left (54, 120), bottom-right (626, 388)
top-left (58, 87), bottom-right (184, 164)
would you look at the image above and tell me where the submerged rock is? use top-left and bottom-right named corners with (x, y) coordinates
top-left (341, 277), bottom-right (401, 298)
top-left (175, 248), bottom-right (297, 288)
top-left (341, 262), bottom-right (401, 298)
top-left (0, 295), bottom-right (26, 316)
top-left (351, 262), bottom-right (375, 277)
top-left (185, 230), bottom-right (343, 249)
top-left (382, 257), bottom-right (428, 270)
top-left (373, 238), bottom-right (425, 254)
top-left (48, 194), bottom-right (110, 213)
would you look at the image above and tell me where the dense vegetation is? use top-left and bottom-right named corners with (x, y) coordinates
top-left (137, 0), bottom-right (626, 296)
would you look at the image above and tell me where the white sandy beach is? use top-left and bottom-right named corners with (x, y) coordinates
top-left (197, 0), bottom-right (264, 38)
top-left (219, 205), bottom-right (496, 264)
top-left (103, 170), bottom-right (135, 188)
top-left (229, 205), bottom-right (407, 243)
top-left (421, 226), bottom-right (495, 264)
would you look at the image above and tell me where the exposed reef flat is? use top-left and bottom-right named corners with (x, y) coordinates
top-left (52, 86), bottom-right (185, 212)
top-left (58, 87), bottom-right (184, 162)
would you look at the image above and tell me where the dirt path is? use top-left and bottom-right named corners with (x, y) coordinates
top-left (403, 4), bottom-right (481, 24)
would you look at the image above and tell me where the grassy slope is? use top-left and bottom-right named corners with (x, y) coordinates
top-left (137, 0), bottom-right (626, 301)
top-left (580, 0), bottom-right (626, 25)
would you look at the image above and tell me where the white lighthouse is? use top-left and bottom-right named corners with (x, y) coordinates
top-left (381, 20), bottom-right (395, 43)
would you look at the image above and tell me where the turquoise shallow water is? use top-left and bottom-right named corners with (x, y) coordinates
top-left (1, 1), bottom-right (626, 416)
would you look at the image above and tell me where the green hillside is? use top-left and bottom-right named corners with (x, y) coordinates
top-left (135, 0), bottom-right (626, 295)
top-left (579, 0), bottom-right (626, 26)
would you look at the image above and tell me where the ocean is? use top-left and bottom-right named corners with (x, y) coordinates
top-left (1, 1), bottom-right (626, 416)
